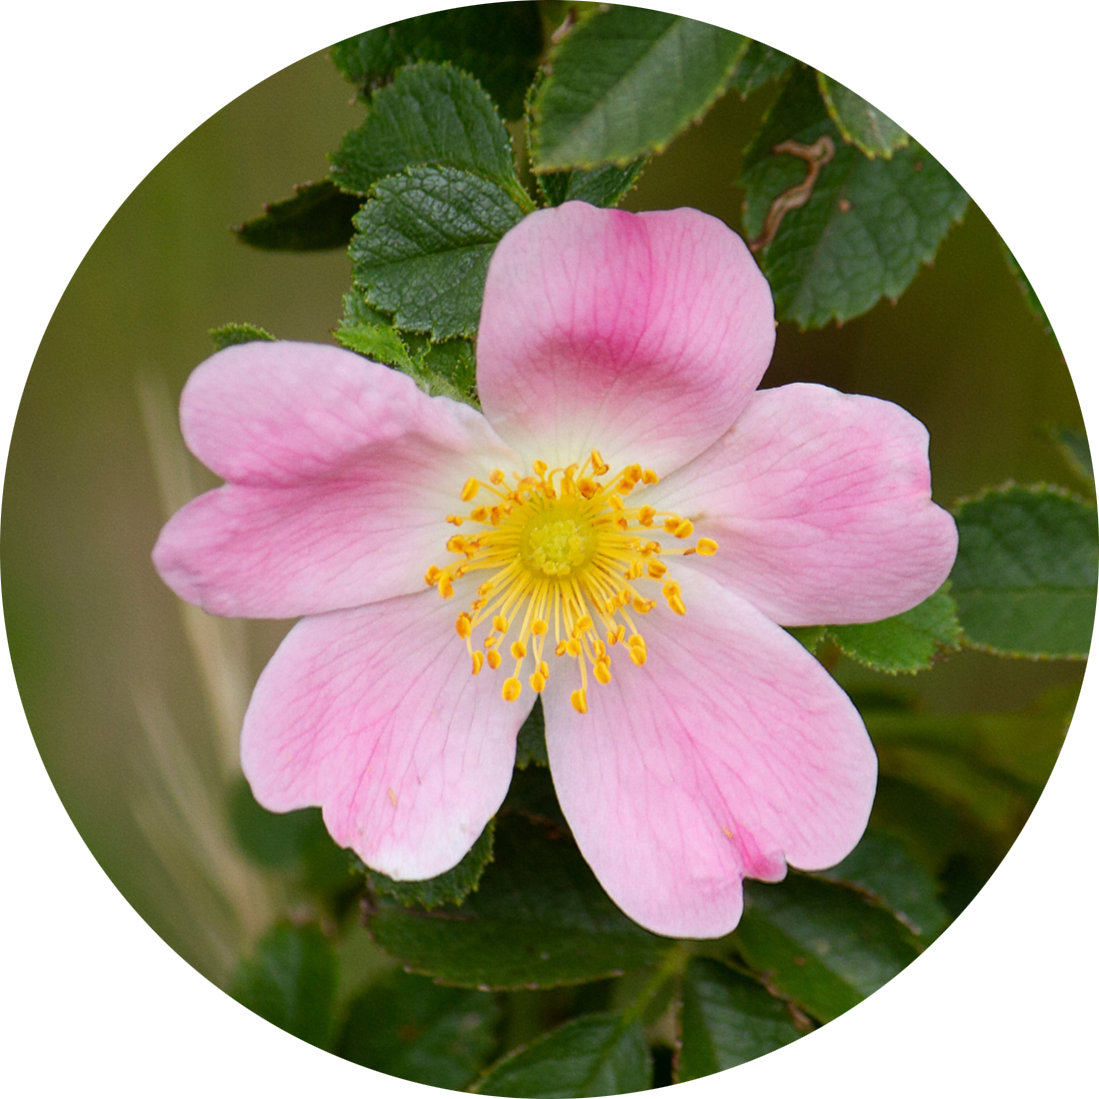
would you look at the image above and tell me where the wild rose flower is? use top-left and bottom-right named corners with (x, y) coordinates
top-left (153, 202), bottom-right (957, 939)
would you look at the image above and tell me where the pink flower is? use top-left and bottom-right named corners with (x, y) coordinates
top-left (153, 202), bottom-right (957, 939)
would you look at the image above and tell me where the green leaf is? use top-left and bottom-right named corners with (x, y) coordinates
top-left (366, 815), bottom-right (669, 989)
top-left (515, 696), bottom-right (549, 768)
top-left (228, 779), bottom-right (352, 896)
top-left (334, 321), bottom-right (416, 371)
top-left (208, 322), bottom-right (275, 350)
top-left (330, 3), bottom-right (543, 119)
top-left (369, 819), bottom-right (495, 910)
top-left (825, 585), bottom-right (962, 674)
top-left (727, 40), bottom-right (795, 97)
top-left (734, 874), bottom-right (921, 1022)
top-left (817, 73), bottom-right (908, 159)
top-left (337, 970), bottom-right (500, 1089)
top-left (1043, 425), bottom-right (1093, 489)
top-left (949, 484), bottom-right (1097, 658)
top-left (233, 180), bottom-right (363, 251)
top-left (529, 7), bottom-right (748, 171)
top-left (814, 828), bottom-right (950, 941)
top-left (741, 66), bottom-right (969, 328)
top-left (676, 957), bottom-right (802, 1080)
top-left (474, 1014), bottom-right (651, 1097)
top-left (999, 239), bottom-right (1054, 337)
top-left (331, 63), bottom-right (529, 209)
top-left (231, 923), bottom-right (338, 1048)
top-left (537, 158), bottom-right (648, 208)
top-left (350, 166), bottom-right (527, 339)
top-left (500, 761), bottom-right (569, 831)
top-left (786, 624), bottom-right (826, 652)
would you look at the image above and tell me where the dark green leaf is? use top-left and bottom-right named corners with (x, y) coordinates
top-left (366, 815), bottom-right (669, 989)
top-left (537, 158), bottom-right (648, 208)
top-left (734, 874), bottom-right (921, 1022)
top-left (727, 40), bottom-right (795, 97)
top-left (475, 1014), bottom-right (651, 1097)
top-left (825, 586), bottom-right (961, 674)
top-left (814, 828), bottom-right (950, 941)
top-left (229, 779), bottom-right (352, 896)
top-left (331, 63), bottom-right (528, 208)
top-left (529, 7), bottom-right (748, 170)
top-left (330, 3), bottom-right (543, 119)
top-left (370, 819), bottom-right (495, 910)
top-left (786, 624), bottom-right (826, 652)
top-left (817, 73), bottom-right (908, 159)
top-left (337, 970), bottom-right (500, 1089)
top-left (500, 763), bottom-right (569, 831)
top-left (350, 166), bottom-right (527, 339)
top-left (999, 239), bottom-right (1054, 337)
top-left (1043, 425), bottom-right (1093, 489)
top-left (677, 957), bottom-right (802, 1080)
top-left (741, 66), bottom-right (969, 328)
top-left (233, 180), bottom-right (363, 251)
top-left (208, 322), bottom-right (275, 350)
top-left (515, 696), bottom-right (548, 768)
top-left (950, 484), bottom-right (1097, 658)
top-left (231, 923), bottom-right (338, 1048)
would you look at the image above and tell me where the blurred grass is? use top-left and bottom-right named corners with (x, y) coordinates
top-left (1, 46), bottom-right (1087, 985)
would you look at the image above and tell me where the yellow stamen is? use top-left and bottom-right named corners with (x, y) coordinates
top-left (697, 538), bottom-right (718, 555)
top-left (502, 677), bottom-right (522, 702)
top-left (471, 651), bottom-right (485, 675)
top-left (571, 688), bottom-right (588, 714)
top-left (461, 477), bottom-right (479, 502)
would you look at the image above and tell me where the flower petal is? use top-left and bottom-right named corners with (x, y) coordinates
top-left (542, 569), bottom-right (876, 939)
top-left (476, 202), bottom-right (775, 474)
top-left (651, 383), bottom-right (958, 625)
top-left (241, 590), bottom-right (525, 880)
top-left (152, 341), bottom-right (516, 617)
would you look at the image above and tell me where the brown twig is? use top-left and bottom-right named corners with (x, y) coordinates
top-left (748, 135), bottom-right (836, 253)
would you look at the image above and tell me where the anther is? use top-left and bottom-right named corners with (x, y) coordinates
top-left (424, 565), bottom-right (441, 585)
top-left (471, 652), bottom-right (484, 675)
top-left (502, 678), bottom-right (522, 702)
top-left (674, 519), bottom-right (694, 538)
top-left (697, 538), bottom-right (718, 555)
top-left (493, 615), bottom-right (509, 632)
top-left (456, 614), bottom-right (472, 639)
top-left (632, 596), bottom-right (655, 614)
top-left (511, 640), bottom-right (527, 659)
top-left (638, 506), bottom-right (656, 526)
top-left (590, 450), bottom-right (609, 475)
top-left (461, 478), bottom-right (479, 502)
top-left (647, 560), bottom-right (667, 579)
top-left (490, 469), bottom-right (505, 485)
top-left (438, 574), bottom-right (454, 599)
top-left (594, 660), bottom-right (612, 685)
top-left (532, 619), bottom-right (548, 636)
top-left (487, 650), bottom-right (502, 670)
top-left (529, 671), bottom-right (547, 692)
top-left (629, 646), bottom-right (647, 667)
top-left (570, 688), bottom-right (588, 714)
top-left (642, 469), bottom-right (659, 484)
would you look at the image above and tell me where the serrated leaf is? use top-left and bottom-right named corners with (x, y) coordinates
top-left (529, 6), bottom-right (747, 171)
top-left (999, 238), bottom-right (1054, 337)
top-left (334, 321), bottom-right (416, 370)
top-left (366, 815), bottom-right (669, 989)
top-left (949, 485), bottom-right (1097, 658)
top-left (475, 1014), bottom-right (651, 1097)
top-left (515, 696), bottom-right (549, 768)
top-left (350, 166), bottom-right (526, 339)
top-left (814, 828), bottom-right (949, 941)
top-left (741, 66), bottom-right (969, 328)
top-left (817, 73), bottom-right (908, 159)
top-left (676, 957), bottom-right (802, 1080)
top-left (727, 40), bottom-right (795, 97)
top-left (330, 3), bottom-right (543, 119)
top-left (208, 322), bottom-right (275, 350)
top-left (229, 779), bottom-right (353, 896)
top-left (734, 874), bottom-right (921, 1022)
top-left (337, 970), bottom-right (500, 1088)
top-left (1048, 427), bottom-right (1094, 489)
top-left (231, 923), bottom-right (338, 1048)
top-left (331, 63), bottom-right (528, 208)
top-left (825, 586), bottom-right (961, 674)
top-left (786, 624), bottom-right (826, 652)
top-left (233, 180), bottom-right (363, 251)
top-left (370, 819), bottom-right (495, 910)
top-left (537, 158), bottom-right (648, 208)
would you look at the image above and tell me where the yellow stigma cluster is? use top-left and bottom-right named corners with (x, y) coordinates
top-left (425, 451), bottom-right (717, 714)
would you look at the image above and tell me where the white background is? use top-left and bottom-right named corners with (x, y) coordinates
top-left (3, 1), bottom-right (1095, 1095)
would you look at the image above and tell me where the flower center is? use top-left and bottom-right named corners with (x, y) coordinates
top-left (424, 450), bottom-right (717, 715)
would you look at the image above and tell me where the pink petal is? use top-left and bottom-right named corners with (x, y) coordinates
top-left (152, 341), bottom-right (516, 617)
top-left (476, 202), bottom-right (775, 475)
top-left (241, 590), bottom-right (524, 880)
top-left (542, 568), bottom-right (876, 939)
top-left (651, 383), bottom-right (958, 626)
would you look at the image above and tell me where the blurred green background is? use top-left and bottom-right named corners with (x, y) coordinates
top-left (1, 45), bottom-right (1086, 987)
